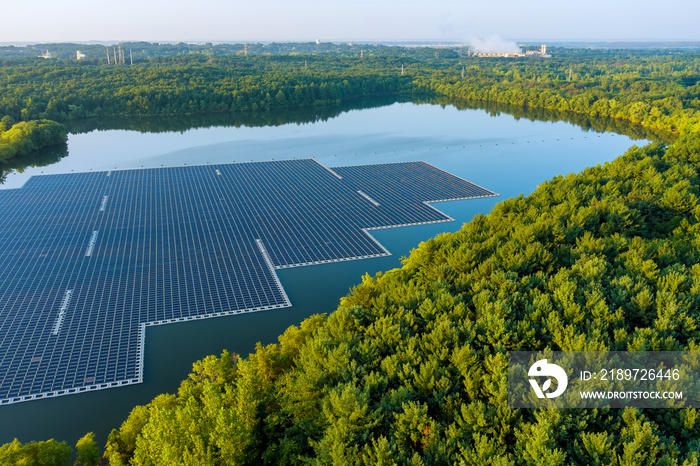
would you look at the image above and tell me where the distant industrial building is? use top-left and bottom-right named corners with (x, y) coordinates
top-left (525, 44), bottom-right (549, 57)
top-left (76, 50), bottom-right (86, 60)
top-left (476, 44), bottom-right (550, 58)
top-left (39, 50), bottom-right (52, 59)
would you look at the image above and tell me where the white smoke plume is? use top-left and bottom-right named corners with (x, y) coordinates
top-left (468, 35), bottom-right (521, 55)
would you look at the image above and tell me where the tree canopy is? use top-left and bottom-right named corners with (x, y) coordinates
top-left (0, 438), bottom-right (72, 466)
top-left (0, 119), bottom-right (66, 164)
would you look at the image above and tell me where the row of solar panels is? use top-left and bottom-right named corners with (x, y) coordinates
top-left (0, 159), bottom-right (496, 404)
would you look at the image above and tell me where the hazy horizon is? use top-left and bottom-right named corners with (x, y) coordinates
top-left (2, 0), bottom-right (698, 44)
top-left (3, 38), bottom-right (700, 47)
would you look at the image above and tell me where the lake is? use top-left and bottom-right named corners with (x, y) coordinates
top-left (0, 100), bottom-right (647, 446)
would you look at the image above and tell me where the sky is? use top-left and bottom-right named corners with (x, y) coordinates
top-left (2, 0), bottom-right (699, 44)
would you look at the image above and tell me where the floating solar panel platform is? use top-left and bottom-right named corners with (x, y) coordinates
top-left (0, 159), bottom-right (497, 404)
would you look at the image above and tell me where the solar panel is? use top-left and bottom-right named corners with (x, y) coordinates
top-left (0, 159), bottom-right (497, 404)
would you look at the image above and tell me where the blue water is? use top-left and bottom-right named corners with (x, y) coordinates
top-left (0, 102), bottom-right (642, 446)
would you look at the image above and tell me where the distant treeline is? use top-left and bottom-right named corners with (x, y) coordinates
top-left (0, 41), bottom-right (461, 61)
top-left (0, 55), bottom-right (419, 122)
top-left (416, 51), bottom-right (700, 134)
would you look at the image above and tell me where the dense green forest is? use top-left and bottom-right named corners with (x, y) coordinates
top-left (0, 54), bottom-right (417, 121)
top-left (2, 44), bottom-right (700, 464)
top-left (419, 60), bottom-right (700, 135)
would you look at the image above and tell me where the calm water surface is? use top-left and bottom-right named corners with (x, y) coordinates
top-left (0, 102), bottom-right (643, 445)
